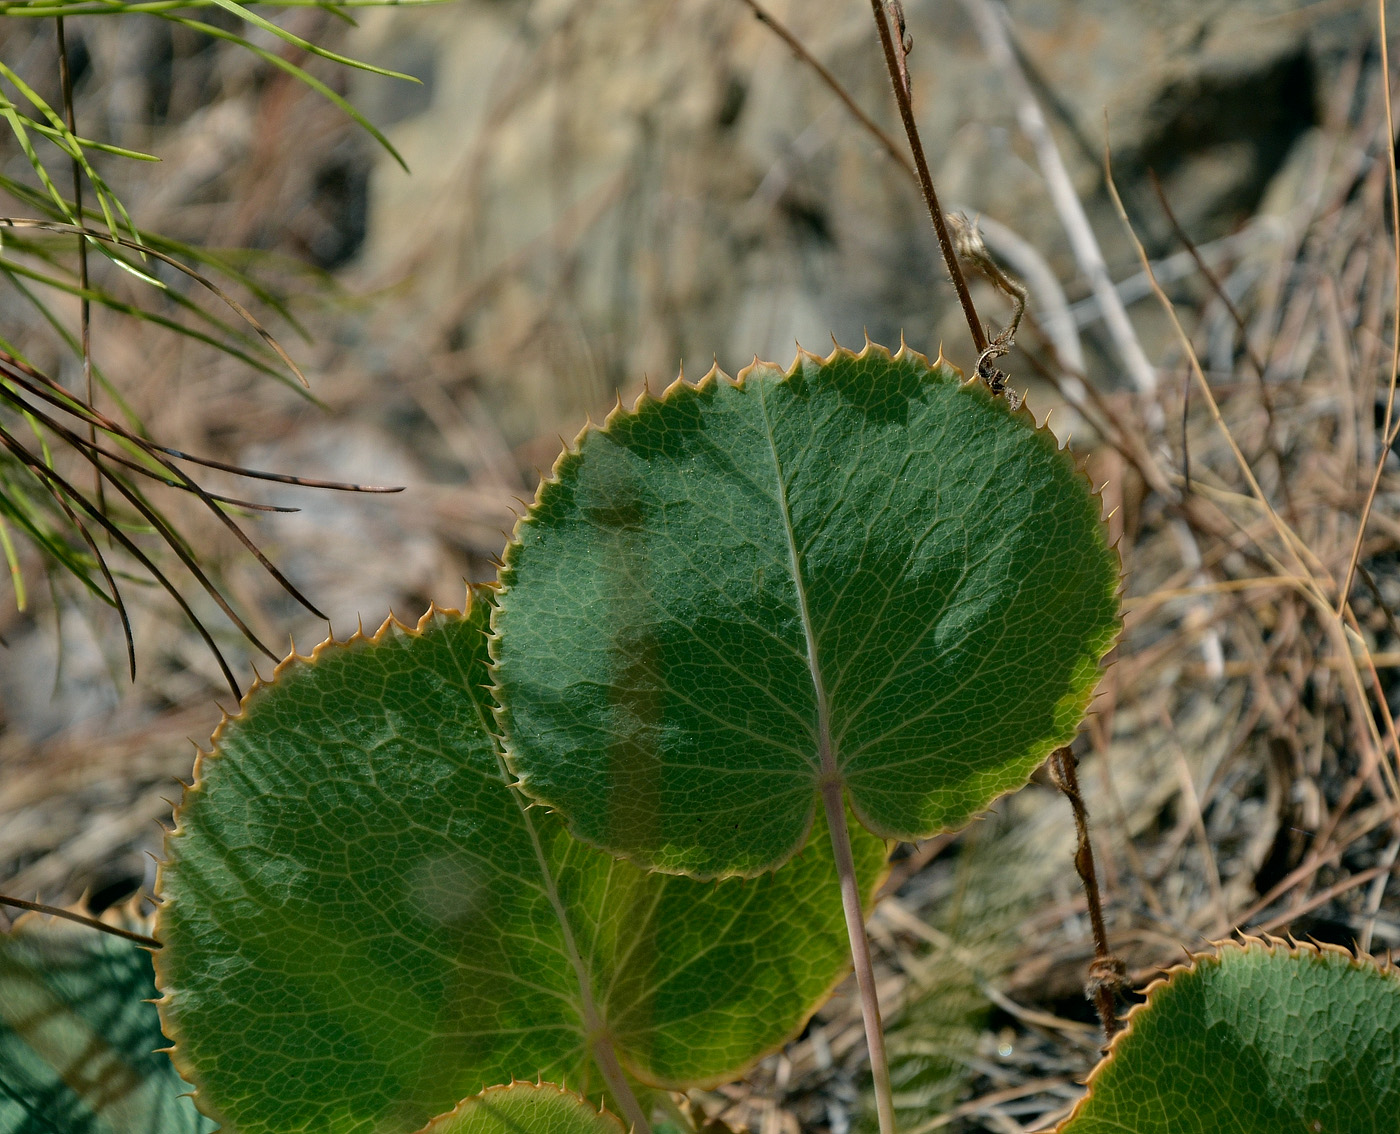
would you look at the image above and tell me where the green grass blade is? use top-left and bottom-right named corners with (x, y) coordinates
top-left (0, 107), bottom-right (75, 222)
top-left (202, 0), bottom-right (416, 79)
top-left (0, 510), bottom-right (26, 609)
top-left (0, 258), bottom-right (301, 390)
top-left (0, 103), bottom-right (159, 161)
top-left (0, 0), bottom-right (452, 12)
top-left (0, 62), bottom-right (127, 241)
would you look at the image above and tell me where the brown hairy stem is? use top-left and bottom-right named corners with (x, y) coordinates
top-left (0, 893), bottom-right (161, 949)
top-left (1048, 747), bottom-right (1125, 1043)
top-left (737, 1), bottom-right (993, 360)
top-left (865, 0), bottom-right (987, 354)
top-left (737, 0), bottom-right (913, 178)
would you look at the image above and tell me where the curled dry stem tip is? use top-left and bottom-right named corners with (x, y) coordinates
top-left (949, 211), bottom-right (1028, 406)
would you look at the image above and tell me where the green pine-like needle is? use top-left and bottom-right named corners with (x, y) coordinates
top-left (1059, 939), bottom-right (1400, 1133)
top-left (155, 594), bottom-right (884, 1134)
top-left (0, 914), bottom-right (213, 1134)
top-left (415, 1082), bottom-right (625, 1134)
top-left (492, 343), bottom-right (1120, 877)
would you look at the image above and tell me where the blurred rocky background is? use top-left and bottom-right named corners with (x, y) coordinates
top-left (4, 2), bottom-right (1400, 1130)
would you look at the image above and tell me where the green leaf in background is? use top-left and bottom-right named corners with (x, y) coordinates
top-left (492, 343), bottom-right (1120, 877)
top-left (415, 1082), bottom-right (625, 1134)
top-left (1058, 937), bottom-right (1400, 1133)
top-left (155, 591), bottom-right (885, 1134)
top-left (0, 912), bottom-right (214, 1134)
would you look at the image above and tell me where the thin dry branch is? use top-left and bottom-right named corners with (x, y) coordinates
top-left (0, 893), bottom-right (160, 949)
top-left (865, 0), bottom-right (987, 355)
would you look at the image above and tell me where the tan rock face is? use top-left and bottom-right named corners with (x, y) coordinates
top-left (350, 0), bottom-right (1352, 436)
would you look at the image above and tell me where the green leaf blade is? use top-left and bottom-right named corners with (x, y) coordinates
top-left (155, 594), bottom-right (882, 1134)
top-left (1059, 938), bottom-right (1400, 1133)
top-left (492, 344), bottom-right (1120, 878)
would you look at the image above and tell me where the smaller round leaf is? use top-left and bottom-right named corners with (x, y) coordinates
top-left (1059, 938), bottom-right (1400, 1133)
top-left (155, 595), bottom-right (883, 1134)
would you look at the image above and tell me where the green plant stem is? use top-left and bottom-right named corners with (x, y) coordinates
top-left (54, 16), bottom-right (101, 509)
top-left (866, 0), bottom-right (986, 355)
top-left (818, 778), bottom-right (896, 1134)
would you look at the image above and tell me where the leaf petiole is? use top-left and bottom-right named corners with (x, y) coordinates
top-left (819, 780), bottom-right (896, 1134)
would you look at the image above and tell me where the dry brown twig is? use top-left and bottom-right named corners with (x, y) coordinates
top-left (1047, 747), bottom-right (1127, 1044)
top-left (0, 892), bottom-right (161, 949)
top-left (1338, 0), bottom-right (1400, 612)
top-left (864, 0), bottom-right (987, 355)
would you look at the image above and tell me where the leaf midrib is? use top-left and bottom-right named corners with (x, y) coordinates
top-left (756, 379), bottom-right (836, 787)
top-left (457, 620), bottom-right (618, 1082)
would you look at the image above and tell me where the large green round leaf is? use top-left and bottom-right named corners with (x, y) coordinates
top-left (415, 1082), bottom-right (625, 1134)
top-left (0, 913), bottom-right (213, 1134)
top-left (1059, 938), bottom-right (1400, 1133)
top-left (154, 593), bottom-right (885, 1134)
top-left (492, 343), bottom-right (1119, 877)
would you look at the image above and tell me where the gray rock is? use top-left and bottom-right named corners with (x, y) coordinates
top-left (349, 0), bottom-right (1363, 425)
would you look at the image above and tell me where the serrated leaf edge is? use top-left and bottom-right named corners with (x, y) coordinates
top-left (149, 586), bottom-right (490, 1129)
top-left (487, 336), bottom-right (1123, 873)
top-left (1053, 933), bottom-right (1400, 1132)
top-left (411, 1078), bottom-right (628, 1134)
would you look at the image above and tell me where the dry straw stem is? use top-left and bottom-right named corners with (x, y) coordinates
top-left (955, 0), bottom-right (1228, 683)
top-left (957, 0), bottom-right (1156, 399)
top-left (1338, 0), bottom-right (1400, 612)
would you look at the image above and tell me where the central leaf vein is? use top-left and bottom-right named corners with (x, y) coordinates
top-left (756, 379), bottom-right (834, 784)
